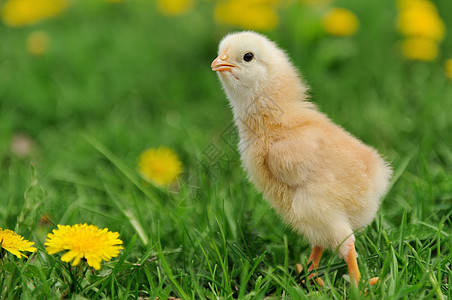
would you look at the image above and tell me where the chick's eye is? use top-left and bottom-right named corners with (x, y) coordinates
top-left (243, 52), bottom-right (254, 62)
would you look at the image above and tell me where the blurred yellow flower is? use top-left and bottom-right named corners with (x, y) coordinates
top-left (0, 228), bottom-right (37, 259)
top-left (45, 224), bottom-right (123, 270)
top-left (157, 0), bottom-right (193, 16)
top-left (1, 0), bottom-right (69, 27)
top-left (215, 0), bottom-right (280, 31)
top-left (445, 59), bottom-right (452, 79)
top-left (138, 147), bottom-right (183, 187)
top-left (397, 0), bottom-right (430, 10)
top-left (400, 38), bottom-right (438, 61)
top-left (26, 31), bottom-right (50, 56)
top-left (300, 0), bottom-right (331, 6)
top-left (397, 0), bottom-right (444, 42)
top-left (322, 8), bottom-right (359, 36)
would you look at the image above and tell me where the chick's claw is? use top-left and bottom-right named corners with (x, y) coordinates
top-left (296, 263), bottom-right (325, 287)
top-left (369, 277), bottom-right (379, 285)
top-left (296, 263), bottom-right (303, 274)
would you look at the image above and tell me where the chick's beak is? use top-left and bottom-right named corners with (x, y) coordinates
top-left (211, 55), bottom-right (236, 72)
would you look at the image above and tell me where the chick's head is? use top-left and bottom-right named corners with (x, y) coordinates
top-left (211, 31), bottom-right (304, 108)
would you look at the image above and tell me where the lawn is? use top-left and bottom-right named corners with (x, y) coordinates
top-left (0, 0), bottom-right (451, 299)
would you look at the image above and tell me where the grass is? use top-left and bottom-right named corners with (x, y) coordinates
top-left (1, 0), bottom-right (452, 298)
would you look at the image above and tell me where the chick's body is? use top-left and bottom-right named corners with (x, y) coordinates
top-left (240, 107), bottom-right (389, 250)
top-left (212, 31), bottom-right (392, 285)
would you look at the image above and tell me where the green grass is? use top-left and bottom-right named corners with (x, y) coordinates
top-left (1, 0), bottom-right (452, 298)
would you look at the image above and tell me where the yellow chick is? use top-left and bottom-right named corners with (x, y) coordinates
top-left (211, 31), bottom-right (392, 286)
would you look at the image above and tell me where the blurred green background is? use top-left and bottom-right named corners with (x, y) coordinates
top-left (1, 0), bottom-right (452, 298)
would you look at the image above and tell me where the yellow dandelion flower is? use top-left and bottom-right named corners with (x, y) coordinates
top-left (322, 7), bottom-right (359, 37)
top-left (138, 147), bottom-right (183, 187)
top-left (157, 0), bottom-right (194, 16)
top-left (45, 224), bottom-right (123, 270)
top-left (397, 0), bottom-right (444, 42)
top-left (26, 30), bottom-right (50, 56)
top-left (215, 0), bottom-right (279, 31)
top-left (445, 59), bottom-right (452, 80)
top-left (1, 0), bottom-right (69, 27)
top-left (0, 228), bottom-right (37, 259)
top-left (400, 37), bottom-right (438, 61)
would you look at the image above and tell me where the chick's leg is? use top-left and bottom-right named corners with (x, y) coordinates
top-left (307, 246), bottom-right (324, 286)
top-left (297, 246), bottom-right (324, 286)
top-left (339, 236), bottom-right (361, 286)
top-left (307, 246), bottom-right (324, 272)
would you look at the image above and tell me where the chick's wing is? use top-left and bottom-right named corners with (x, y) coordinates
top-left (266, 129), bottom-right (325, 187)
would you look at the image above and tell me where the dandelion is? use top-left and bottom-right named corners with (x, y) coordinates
top-left (138, 146), bottom-right (183, 187)
top-left (400, 37), bottom-right (438, 61)
top-left (1, 0), bottom-right (69, 27)
top-left (215, 0), bottom-right (280, 31)
top-left (322, 7), bottom-right (359, 36)
top-left (45, 224), bottom-right (123, 270)
top-left (396, 0), bottom-right (444, 61)
top-left (397, 0), bottom-right (444, 42)
top-left (0, 228), bottom-right (37, 259)
top-left (445, 59), bottom-right (452, 80)
top-left (157, 0), bottom-right (194, 16)
top-left (26, 31), bottom-right (50, 56)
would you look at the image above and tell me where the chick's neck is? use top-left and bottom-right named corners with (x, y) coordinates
top-left (232, 81), bottom-right (309, 139)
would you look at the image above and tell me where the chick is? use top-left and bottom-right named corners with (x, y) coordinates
top-left (211, 31), bottom-right (392, 286)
